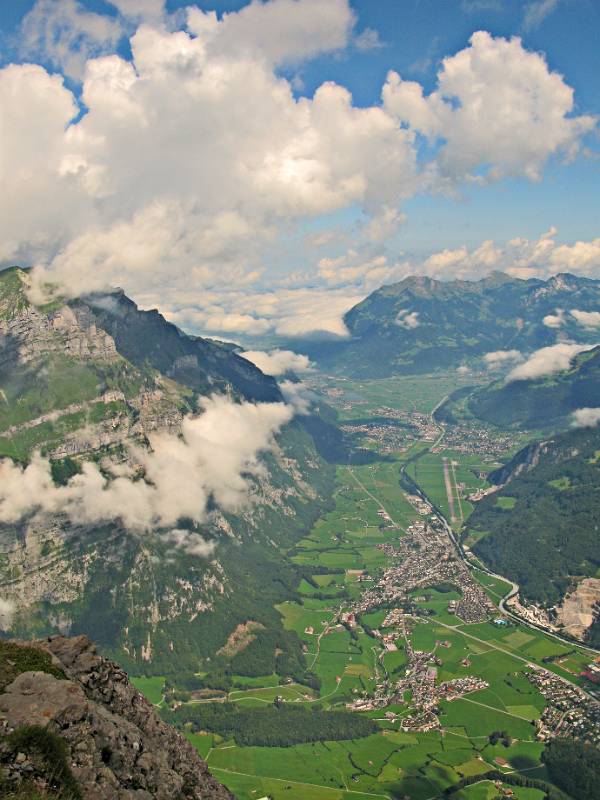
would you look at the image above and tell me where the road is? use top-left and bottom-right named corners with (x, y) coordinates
top-left (402, 412), bottom-right (600, 658)
top-left (346, 466), bottom-right (402, 530)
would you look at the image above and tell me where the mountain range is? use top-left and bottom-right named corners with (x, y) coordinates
top-left (465, 424), bottom-right (600, 644)
top-left (0, 267), bottom-right (335, 680)
top-left (467, 344), bottom-right (600, 430)
top-left (296, 272), bottom-right (600, 377)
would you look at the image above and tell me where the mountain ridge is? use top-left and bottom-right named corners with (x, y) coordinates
top-left (289, 271), bottom-right (600, 377)
top-left (467, 344), bottom-right (600, 430)
top-left (0, 266), bottom-right (336, 680)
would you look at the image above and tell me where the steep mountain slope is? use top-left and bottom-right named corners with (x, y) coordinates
top-left (467, 345), bottom-right (600, 430)
top-left (0, 634), bottom-right (232, 799)
top-left (464, 426), bottom-right (600, 642)
top-left (0, 267), bottom-right (335, 677)
top-left (299, 272), bottom-right (600, 377)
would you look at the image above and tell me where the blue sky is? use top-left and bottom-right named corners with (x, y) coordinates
top-left (0, 0), bottom-right (599, 338)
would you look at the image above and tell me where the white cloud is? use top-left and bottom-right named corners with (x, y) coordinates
top-left (187, 0), bottom-right (354, 66)
top-left (507, 342), bottom-right (595, 382)
top-left (317, 250), bottom-right (409, 290)
top-left (354, 28), bottom-right (383, 52)
top-left (108, 0), bottom-right (166, 23)
top-left (571, 309), bottom-right (600, 328)
top-left (241, 349), bottom-right (314, 376)
top-left (383, 30), bottom-right (595, 182)
top-left (0, 599), bottom-right (15, 631)
top-left (549, 239), bottom-right (600, 275)
top-left (523, 0), bottom-right (560, 32)
top-left (20, 0), bottom-right (124, 80)
top-left (417, 229), bottom-right (600, 282)
top-left (164, 286), bottom-right (362, 339)
top-left (279, 380), bottom-right (316, 415)
top-left (543, 309), bottom-right (566, 328)
top-left (571, 407), bottom-right (600, 429)
top-left (160, 529), bottom-right (217, 558)
top-left (0, 396), bottom-right (293, 530)
top-left (483, 349), bottom-right (523, 367)
top-left (1, 10), bottom-right (597, 328)
top-left (10, 9), bottom-right (419, 304)
top-left (394, 309), bottom-right (420, 329)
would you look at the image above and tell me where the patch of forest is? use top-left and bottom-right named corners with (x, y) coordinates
top-left (466, 426), bottom-right (600, 614)
top-left (161, 702), bottom-right (378, 747)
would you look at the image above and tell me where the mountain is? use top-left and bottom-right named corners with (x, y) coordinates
top-left (298, 272), bottom-right (600, 377)
top-left (464, 425), bottom-right (600, 643)
top-left (0, 266), bottom-right (335, 679)
top-left (0, 634), bottom-right (232, 799)
top-left (467, 345), bottom-right (600, 430)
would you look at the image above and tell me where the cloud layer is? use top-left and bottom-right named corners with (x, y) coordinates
top-left (571, 407), bottom-right (600, 428)
top-left (1, 0), bottom-right (596, 338)
top-left (483, 349), bottom-right (523, 368)
top-left (507, 342), bottom-right (594, 382)
top-left (241, 349), bottom-right (314, 376)
top-left (0, 395), bottom-right (292, 533)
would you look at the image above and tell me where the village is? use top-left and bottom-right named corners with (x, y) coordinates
top-left (527, 667), bottom-right (600, 745)
top-left (353, 516), bottom-right (495, 623)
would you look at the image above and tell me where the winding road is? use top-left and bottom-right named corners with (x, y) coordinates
top-left (402, 402), bottom-right (600, 658)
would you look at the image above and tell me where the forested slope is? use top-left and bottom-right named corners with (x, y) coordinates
top-left (466, 426), bottom-right (600, 630)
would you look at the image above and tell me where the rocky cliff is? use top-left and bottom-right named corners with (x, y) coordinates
top-left (0, 265), bottom-right (335, 676)
top-left (0, 635), bottom-right (232, 800)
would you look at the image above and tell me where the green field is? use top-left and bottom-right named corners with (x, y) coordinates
top-left (130, 675), bottom-right (165, 705)
top-left (179, 374), bottom-right (593, 800)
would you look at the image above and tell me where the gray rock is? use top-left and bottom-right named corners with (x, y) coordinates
top-left (0, 636), bottom-right (233, 800)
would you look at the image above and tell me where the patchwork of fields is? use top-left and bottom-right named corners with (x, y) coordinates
top-left (142, 375), bottom-right (596, 800)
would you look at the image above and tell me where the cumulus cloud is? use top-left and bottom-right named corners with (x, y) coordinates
top-left (570, 309), bottom-right (600, 328)
top-left (543, 309), bottom-right (566, 328)
top-left (108, 0), bottom-right (166, 23)
top-left (417, 229), bottom-right (600, 282)
top-left (0, 8), bottom-right (595, 331)
top-left (20, 0), bottom-right (124, 80)
top-left (317, 250), bottom-right (409, 290)
top-left (571, 407), bottom-right (600, 429)
top-left (241, 349), bottom-right (314, 376)
top-left (279, 380), bottom-right (316, 415)
top-left (483, 349), bottom-right (523, 368)
top-left (383, 30), bottom-right (595, 182)
top-left (394, 309), bottom-right (420, 329)
top-left (507, 343), bottom-right (595, 382)
top-left (0, 599), bottom-right (15, 631)
top-left (161, 529), bottom-right (217, 559)
top-left (187, 0), bottom-right (354, 66)
top-left (0, 396), bottom-right (293, 531)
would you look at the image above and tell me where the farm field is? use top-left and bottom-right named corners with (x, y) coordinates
top-left (170, 374), bottom-right (597, 800)
top-left (130, 675), bottom-right (165, 706)
top-left (319, 372), bottom-right (480, 419)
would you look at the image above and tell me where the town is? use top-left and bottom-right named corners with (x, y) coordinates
top-left (354, 516), bottom-right (495, 623)
top-left (527, 667), bottom-right (600, 745)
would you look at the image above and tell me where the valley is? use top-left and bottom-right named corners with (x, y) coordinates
top-left (160, 373), bottom-right (600, 800)
top-left (2, 268), bottom-right (599, 800)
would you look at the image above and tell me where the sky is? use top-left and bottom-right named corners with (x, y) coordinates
top-left (1, 0), bottom-right (599, 340)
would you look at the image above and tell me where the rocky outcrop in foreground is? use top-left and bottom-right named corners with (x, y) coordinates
top-left (0, 635), bottom-right (233, 800)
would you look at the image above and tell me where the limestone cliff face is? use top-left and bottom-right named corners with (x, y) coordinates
top-left (0, 636), bottom-right (233, 800)
top-left (0, 266), bottom-right (335, 673)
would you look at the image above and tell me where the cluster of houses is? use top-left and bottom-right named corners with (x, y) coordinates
top-left (527, 666), bottom-right (600, 745)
